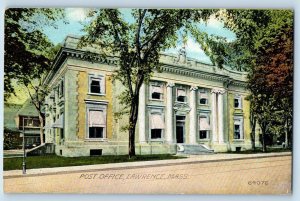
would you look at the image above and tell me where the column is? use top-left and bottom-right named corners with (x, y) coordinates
top-left (138, 83), bottom-right (146, 143)
top-left (218, 90), bottom-right (225, 143)
top-left (165, 82), bottom-right (175, 143)
top-left (189, 86), bottom-right (198, 144)
top-left (211, 89), bottom-right (218, 142)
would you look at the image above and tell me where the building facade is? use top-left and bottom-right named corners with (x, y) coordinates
top-left (4, 100), bottom-right (42, 149)
top-left (44, 36), bottom-right (260, 157)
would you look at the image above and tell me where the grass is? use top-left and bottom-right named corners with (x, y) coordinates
top-left (3, 154), bottom-right (185, 171)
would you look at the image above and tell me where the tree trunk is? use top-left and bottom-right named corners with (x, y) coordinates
top-left (39, 113), bottom-right (44, 145)
top-left (128, 96), bottom-right (139, 158)
top-left (285, 117), bottom-right (288, 149)
top-left (261, 125), bottom-right (267, 152)
top-left (250, 117), bottom-right (256, 150)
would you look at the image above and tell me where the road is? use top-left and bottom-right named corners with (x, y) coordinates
top-left (4, 155), bottom-right (291, 194)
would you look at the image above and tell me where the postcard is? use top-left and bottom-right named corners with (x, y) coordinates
top-left (3, 8), bottom-right (293, 194)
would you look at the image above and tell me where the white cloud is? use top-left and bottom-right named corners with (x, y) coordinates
top-left (206, 16), bottom-right (224, 29)
top-left (66, 8), bottom-right (88, 22)
top-left (186, 38), bottom-right (205, 55)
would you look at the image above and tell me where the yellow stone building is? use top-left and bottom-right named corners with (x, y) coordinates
top-left (44, 35), bottom-right (260, 157)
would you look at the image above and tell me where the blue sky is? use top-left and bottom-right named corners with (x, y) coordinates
top-left (42, 8), bottom-right (236, 64)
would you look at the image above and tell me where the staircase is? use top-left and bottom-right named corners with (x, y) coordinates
top-left (177, 144), bottom-right (214, 155)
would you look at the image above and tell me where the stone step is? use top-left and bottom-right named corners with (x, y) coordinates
top-left (177, 144), bottom-right (214, 155)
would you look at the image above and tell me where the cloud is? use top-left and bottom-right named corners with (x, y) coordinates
top-left (186, 38), bottom-right (205, 55)
top-left (206, 16), bottom-right (224, 29)
top-left (66, 8), bottom-right (88, 22)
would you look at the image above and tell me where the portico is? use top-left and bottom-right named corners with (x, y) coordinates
top-left (138, 79), bottom-right (229, 151)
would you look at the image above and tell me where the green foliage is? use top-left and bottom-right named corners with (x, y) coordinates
top-left (3, 132), bottom-right (21, 150)
top-left (80, 9), bottom-right (216, 105)
top-left (3, 154), bottom-right (185, 170)
top-left (79, 9), bottom-right (221, 156)
top-left (4, 8), bottom-right (65, 100)
top-left (221, 9), bottom-right (293, 149)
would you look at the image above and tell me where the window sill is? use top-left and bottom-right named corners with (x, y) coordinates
top-left (149, 99), bottom-right (164, 102)
top-left (198, 139), bottom-right (210, 142)
top-left (149, 139), bottom-right (164, 142)
top-left (175, 101), bottom-right (188, 104)
top-left (88, 93), bottom-right (106, 96)
top-left (84, 138), bottom-right (108, 142)
top-left (233, 139), bottom-right (244, 142)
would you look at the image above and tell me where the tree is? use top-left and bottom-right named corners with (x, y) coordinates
top-left (4, 8), bottom-right (64, 100)
top-left (218, 9), bottom-right (293, 151)
top-left (79, 9), bottom-right (223, 158)
top-left (5, 8), bottom-right (65, 144)
top-left (245, 95), bottom-right (257, 150)
top-left (254, 10), bottom-right (293, 148)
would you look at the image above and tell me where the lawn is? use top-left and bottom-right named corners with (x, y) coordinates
top-left (3, 154), bottom-right (185, 171)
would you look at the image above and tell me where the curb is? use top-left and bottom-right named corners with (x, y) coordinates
top-left (3, 152), bottom-right (292, 179)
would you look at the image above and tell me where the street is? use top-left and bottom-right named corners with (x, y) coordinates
top-left (4, 155), bottom-right (291, 194)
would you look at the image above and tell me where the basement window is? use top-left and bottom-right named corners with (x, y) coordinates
top-left (90, 149), bottom-right (102, 156)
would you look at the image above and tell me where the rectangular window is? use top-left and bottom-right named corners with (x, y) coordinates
top-left (89, 127), bottom-right (103, 138)
top-left (234, 125), bottom-right (241, 139)
top-left (88, 110), bottom-right (106, 139)
top-left (199, 130), bottom-right (208, 139)
top-left (60, 128), bottom-right (64, 139)
top-left (234, 117), bottom-right (243, 139)
top-left (90, 79), bottom-right (101, 94)
top-left (199, 89), bottom-right (208, 105)
top-left (150, 84), bottom-right (163, 100)
top-left (150, 113), bottom-right (165, 139)
top-left (89, 74), bottom-right (105, 95)
top-left (199, 116), bottom-right (210, 139)
top-left (22, 117), bottom-right (40, 127)
top-left (151, 129), bottom-right (162, 139)
top-left (234, 95), bottom-right (242, 108)
top-left (32, 119), bottom-right (40, 127)
top-left (177, 88), bottom-right (186, 102)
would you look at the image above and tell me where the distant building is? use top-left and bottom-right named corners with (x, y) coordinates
top-left (4, 99), bottom-right (42, 149)
top-left (44, 35), bottom-right (260, 157)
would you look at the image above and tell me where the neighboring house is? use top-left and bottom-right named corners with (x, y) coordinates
top-left (43, 35), bottom-right (260, 157)
top-left (4, 104), bottom-right (22, 149)
top-left (4, 99), bottom-right (42, 149)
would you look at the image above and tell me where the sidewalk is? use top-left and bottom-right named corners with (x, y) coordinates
top-left (3, 152), bottom-right (291, 179)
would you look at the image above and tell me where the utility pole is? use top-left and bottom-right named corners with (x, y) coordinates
top-left (22, 117), bottom-right (26, 174)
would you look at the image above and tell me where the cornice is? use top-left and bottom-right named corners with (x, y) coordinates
top-left (45, 47), bottom-right (248, 88)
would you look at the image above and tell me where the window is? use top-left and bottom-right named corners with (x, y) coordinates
top-left (89, 127), bottom-right (103, 138)
top-left (88, 110), bottom-right (106, 139)
top-left (234, 117), bottom-right (244, 139)
top-left (199, 131), bottom-right (208, 139)
top-left (60, 128), bottom-right (64, 139)
top-left (234, 125), bottom-right (241, 139)
top-left (234, 95), bottom-right (242, 108)
top-left (199, 88), bottom-right (208, 105)
top-left (150, 84), bottom-right (163, 100)
top-left (90, 79), bottom-right (101, 93)
top-left (151, 129), bottom-right (162, 139)
top-left (89, 74), bottom-right (105, 94)
top-left (177, 88), bottom-right (187, 102)
top-left (22, 117), bottom-right (40, 128)
top-left (150, 113), bottom-right (165, 139)
top-left (199, 116), bottom-right (210, 139)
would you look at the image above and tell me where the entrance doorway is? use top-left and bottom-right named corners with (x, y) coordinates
top-left (176, 116), bottom-right (185, 143)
